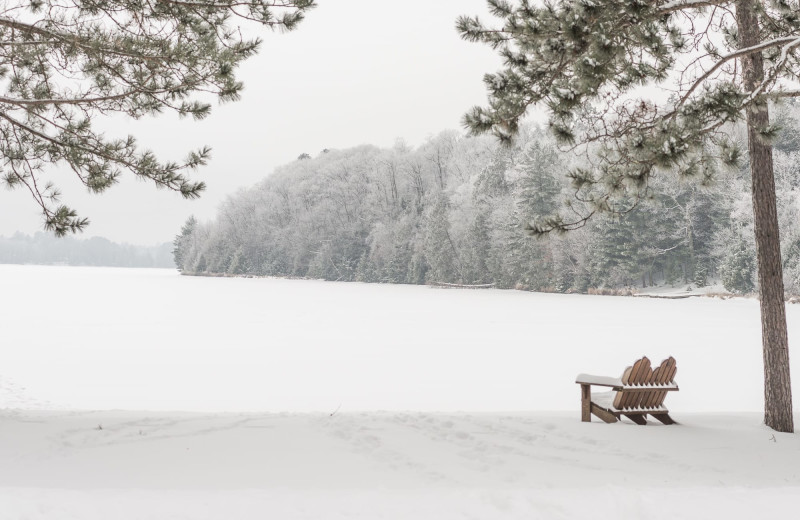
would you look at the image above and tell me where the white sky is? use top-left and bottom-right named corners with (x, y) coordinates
top-left (0, 0), bottom-right (502, 245)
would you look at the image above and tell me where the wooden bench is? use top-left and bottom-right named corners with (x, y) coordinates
top-left (575, 356), bottom-right (679, 425)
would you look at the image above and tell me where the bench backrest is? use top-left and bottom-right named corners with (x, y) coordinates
top-left (613, 356), bottom-right (677, 411)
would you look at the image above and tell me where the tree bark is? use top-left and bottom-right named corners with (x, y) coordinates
top-left (736, 0), bottom-right (794, 432)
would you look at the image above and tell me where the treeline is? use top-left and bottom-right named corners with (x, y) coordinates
top-left (173, 118), bottom-right (800, 295)
top-left (0, 232), bottom-right (174, 268)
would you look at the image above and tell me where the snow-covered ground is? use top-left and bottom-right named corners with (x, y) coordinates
top-left (2, 265), bottom-right (799, 519)
top-left (635, 281), bottom-right (730, 298)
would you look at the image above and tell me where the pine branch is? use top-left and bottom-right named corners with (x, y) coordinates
top-left (0, 0), bottom-right (313, 234)
top-left (672, 36), bottom-right (800, 115)
top-left (659, 0), bottom-right (735, 15)
top-left (764, 89), bottom-right (800, 98)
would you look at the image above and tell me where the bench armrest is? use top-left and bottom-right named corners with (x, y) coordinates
top-left (575, 374), bottom-right (623, 387)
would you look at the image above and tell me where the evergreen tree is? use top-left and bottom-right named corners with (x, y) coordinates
top-left (722, 238), bottom-right (757, 293)
top-left (423, 194), bottom-right (461, 283)
top-left (227, 248), bottom-right (247, 275)
top-left (591, 214), bottom-right (642, 288)
top-left (172, 215), bottom-right (197, 272)
top-left (474, 147), bottom-right (514, 200)
top-left (460, 0), bottom-right (796, 432)
top-left (462, 208), bottom-right (494, 284)
top-left (515, 140), bottom-right (563, 220)
top-left (0, 0), bottom-right (315, 235)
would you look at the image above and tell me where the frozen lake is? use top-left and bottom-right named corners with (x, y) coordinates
top-left (1, 264), bottom-right (796, 412)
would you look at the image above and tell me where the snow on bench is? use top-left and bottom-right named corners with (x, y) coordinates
top-left (576, 373), bottom-right (679, 391)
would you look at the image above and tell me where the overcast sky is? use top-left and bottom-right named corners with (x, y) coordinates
top-left (0, 0), bottom-right (505, 245)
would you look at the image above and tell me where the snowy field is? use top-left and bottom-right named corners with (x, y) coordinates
top-left (2, 264), bottom-right (800, 519)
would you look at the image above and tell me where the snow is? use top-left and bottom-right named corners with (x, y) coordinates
top-left (591, 390), bottom-right (669, 412)
top-left (575, 374), bottom-right (623, 386)
top-left (635, 281), bottom-right (728, 298)
top-left (659, 0), bottom-right (720, 12)
top-left (2, 410), bottom-right (799, 519)
top-left (2, 265), bottom-right (800, 519)
top-left (1, 265), bottom-right (786, 413)
top-left (555, 87), bottom-right (576, 100)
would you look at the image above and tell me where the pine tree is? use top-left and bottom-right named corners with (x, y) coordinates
top-left (722, 238), bottom-right (757, 293)
top-left (460, 0), bottom-right (796, 431)
top-left (463, 208), bottom-right (494, 284)
top-left (516, 140), bottom-right (563, 219)
top-left (423, 194), bottom-right (462, 283)
top-left (172, 215), bottom-right (197, 271)
top-left (0, 1), bottom-right (315, 235)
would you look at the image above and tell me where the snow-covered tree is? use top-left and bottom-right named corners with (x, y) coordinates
top-left (422, 194), bottom-right (461, 283)
top-left (172, 216), bottom-right (197, 272)
top-left (459, 0), bottom-right (796, 432)
top-left (0, 0), bottom-right (315, 235)
top-left (721, 236), bottom-right (757, 293)
top-left (172, 126), bottom-right (746, 291)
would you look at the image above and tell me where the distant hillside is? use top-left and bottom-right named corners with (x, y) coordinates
top-left (0, 232), bottom-right (174, 268)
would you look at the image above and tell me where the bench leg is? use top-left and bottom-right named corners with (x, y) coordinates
top-left (581, 384), bottom-right (591, 422)
top-left (651, 413), bottom-right (677, 425)
top-left (623, 413), bottom-right (648, 425)
top-left (590, 403), bottom-right (618, 423)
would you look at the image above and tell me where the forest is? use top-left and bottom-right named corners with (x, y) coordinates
top-left (172, 105), bottom-right (800, 296)
top-left (0, 233), bottom-right (173, 268)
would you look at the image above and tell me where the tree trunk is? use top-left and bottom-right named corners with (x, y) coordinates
top-left (737, 0), bottom-right (794, 433)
